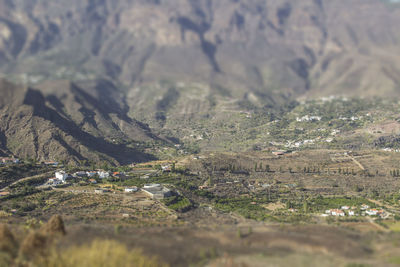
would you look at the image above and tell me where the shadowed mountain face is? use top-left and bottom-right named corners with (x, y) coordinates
top-left (0, 0), bottom-right (399, 161)
top-left (0, 78), bottom-right (156, 164)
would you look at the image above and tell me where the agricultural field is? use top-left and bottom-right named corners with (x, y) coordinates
top-left (148, 98), bottom-right (400, 155)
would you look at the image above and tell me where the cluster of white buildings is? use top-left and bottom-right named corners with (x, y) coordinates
top-left (46, 171), bottom-right (173, 200)
top-left (73, 170), bottom-right (111, 179)
top-left (274, 135), bottom-right (337, 150)
top-left (339, 116), bottom-right (362, 121)
top-left (322, 204), bottom-right (389, 218)
top-left (381, 148), bottom-right (400, 153)
top-left (48, 171), bottom-right (69, 186)
top-left (324, 206), bottom-right (355, 217)
top-left (296, 115), bottom-right (322, 122)
top-left (271, 136), bottom-right (337, 150)
top-left (295, 112), bottom-right (364, 124)
top-left (47, 169), bottom-right (114, 186)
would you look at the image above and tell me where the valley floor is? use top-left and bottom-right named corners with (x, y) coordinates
top-left (1, 149), bottom-right (400, 266)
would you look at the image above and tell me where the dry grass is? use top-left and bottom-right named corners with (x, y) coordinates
top-left (0, 224), bottom-right (18, 258)
top-left (40, 215), bottom-right (66, 236)
top-left (19, 230), bottom-right (48, 261)
top-left (0, 215), bottom-right (169, 267)
top-left (44, 240), bottom-right (168, 267)
top-left (383, 221), bottom-right (400, 232)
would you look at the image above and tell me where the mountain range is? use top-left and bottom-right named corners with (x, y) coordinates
top-left (0, 0), bottom-right (400, 163)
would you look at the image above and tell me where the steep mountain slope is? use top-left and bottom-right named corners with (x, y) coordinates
top-left (0, 0), bottom-right (400, 161)
top-left (0, 0), bottom-right (399, 101)
top-left (0, 78), bottom-right (157, 164)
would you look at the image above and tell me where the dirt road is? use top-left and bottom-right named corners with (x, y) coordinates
top-left (346, 154), bottom-right (365, 170)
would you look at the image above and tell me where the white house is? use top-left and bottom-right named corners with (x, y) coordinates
top-left (48, 178), bottom-right (63, 186)
top-left (124, 187), bottom-right (138, 193)
top-left (341, 206), bottom-right (350, 210)
top-left (331, 209), bottom-right (345, 216)
top-left (348, 211), bottom-right (355, 216)
top-left (98, 171), bottom-right (110, 179)
top-left (361, 204), bottom-right (370, 210)
top-left (94, 188), bottom-right (107, 194)
top-left (161, 165), bottom-right (172, 172)
top-left (55, 171), bottom-right (68, 183)
top-left (86, 171), bottom-right (97, 177)
top-left (366, 209), bottom-right (379, 216)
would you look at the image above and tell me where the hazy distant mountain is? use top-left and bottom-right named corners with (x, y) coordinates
top-left (0, 0), bottom-right (400, 162)
top-left (0, 0), bottom-right (399, 99)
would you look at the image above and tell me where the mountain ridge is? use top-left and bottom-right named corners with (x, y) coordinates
top-left (0, 0), bottom-right (399, 100)
top-left (0, 78), bottom-right (159, 164)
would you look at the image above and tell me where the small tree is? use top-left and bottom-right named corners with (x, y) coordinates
top-left (154, 164), bottom-right (162, 171)
top-left (172, 162), bottom-right (176, 172)
top-left (265, 164), bottom-right (270, 172)
top-left (237, 228), bottom-right (242, 238)
top-left (303, 201), bottom-right (308, 213)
